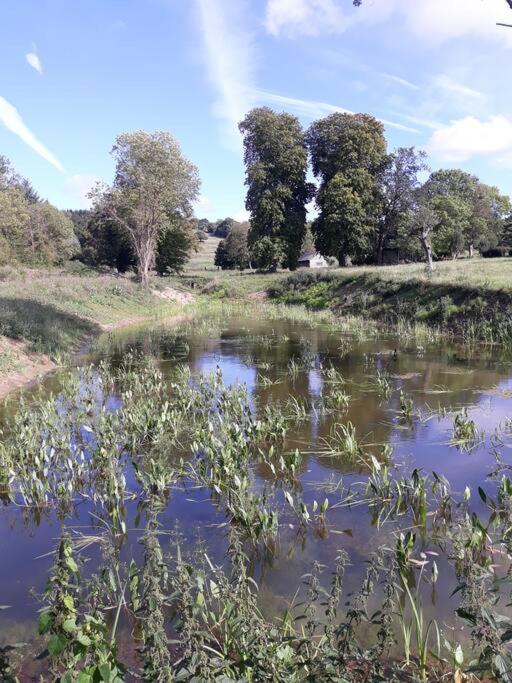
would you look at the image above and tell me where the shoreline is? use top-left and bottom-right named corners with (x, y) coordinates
top-left (0, 309), bottom-right (194, 401)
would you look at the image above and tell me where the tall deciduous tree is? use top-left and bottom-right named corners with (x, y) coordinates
top-left (306, 113), bottom-right (387, 265)
top-left (377, 147), bottom-right (428, 264)
top-left (239, 108), bottom-right (313, 270)
top-left (91, 131), bottom-right (200, 286)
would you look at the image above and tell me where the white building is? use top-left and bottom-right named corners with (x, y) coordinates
top-left (297, 252), bottom-right (328, 268)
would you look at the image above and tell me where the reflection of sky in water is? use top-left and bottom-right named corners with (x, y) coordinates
top-left (195, 353), bottom-right (257, 390)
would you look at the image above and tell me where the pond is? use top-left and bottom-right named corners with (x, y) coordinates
top-left (1, 307), bottom-right (512, 680)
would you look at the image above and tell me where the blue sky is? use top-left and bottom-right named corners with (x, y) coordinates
top-left (1, 0), bottom-right (512, 220)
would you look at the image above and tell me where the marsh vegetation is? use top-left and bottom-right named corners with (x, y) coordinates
top-left (2, 305), bottom-right (512, 681)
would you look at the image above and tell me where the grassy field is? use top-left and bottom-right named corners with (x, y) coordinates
top-left (187, 235), bottom-right (222, 271)
top-left (330, 257), bottom-right (512, 291)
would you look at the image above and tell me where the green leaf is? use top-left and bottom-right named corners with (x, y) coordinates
top-left (99, 663), bottom-right (114, 681)
top-left (63, 594), bottom-right (75, 611)
top-left (47, 633), bottom-right (67, 656)
top-left (76, 633), bottom-right (92, 647)
top-left (62, 618), bottom-right (78, 633)
top-left (38, 610), bottom-right (52, 635)
top-left (65, 556), bottom-right (78, 573)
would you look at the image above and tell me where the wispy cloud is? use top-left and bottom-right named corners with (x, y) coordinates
top-left (380, 72), bottom-right (419, 91)
top-left (26, 49), bottom-right (43, 74)
top-left (196, 0), bottom-right (255, 148)
top-left (0, 96), bottom-right (64, 171)
top-left (398, 113), bottom-right (443, 131)
top-left (433, 74), bottom-right (485, 100)
top-left (266, 0), bottom-right (351, 37)
top-left (254, 89), bottom-right (420, 133)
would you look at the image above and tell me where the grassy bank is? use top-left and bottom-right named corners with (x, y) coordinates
top-left (0, 266), bottom-right (181, 395)
top-left (268, 259), bottom-right (512, 344)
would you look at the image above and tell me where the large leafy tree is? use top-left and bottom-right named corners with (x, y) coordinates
top-left (26, 203), bottom-right (78, 265)
top-left (420, 169), bottom-right (509, 259)
top-left (377, 147), bottom-right (428, 264)
top-left (73, 208), bottom-right (136, 272)
top-left (0, 158), bottom-right (77, 266)
top-left (239, 108), bottom-right (313, 270)
top-left (91, 131), bottom-right (200, 286)
top-left (0, 188), bottom-right (30, 264)
top-left (306, 112), bottom-right (387, 265)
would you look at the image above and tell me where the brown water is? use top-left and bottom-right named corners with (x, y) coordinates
top-left (1, 312), bottom-right (512, 674)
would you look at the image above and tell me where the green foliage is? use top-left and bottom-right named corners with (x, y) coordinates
top-left (71, 208), bottom-right (135, 272)
top-left (0, 157), bottom-right (78, 266)
top-left (306, 113), bottom-right (387, 265)
top-left (155, 214), bottom-right (197, 275)
top-left (214, 221), bottom-right (250, 270)
top-left (250, 236), bottom-right (286, 272)
top-left (91, 130), bottom-right (200, 285)
top-left (240, 107), bottom-right (313, 269)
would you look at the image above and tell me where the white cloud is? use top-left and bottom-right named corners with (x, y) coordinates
top-left (254, 89), bottom-right (420, 133)
top-left (26, 51), bottom-right (43, 74)
top-left (196, 0), bottom-right (255, 147)
top-left (0, 96), bottom-right (64, 171)
top-left (265, 0), bottom-right (512, 44)
top-left (64, 174), bottom-right (100, 208)
top-left (427, 115), bottom-right (512, 164)
top-left (266, 0), bottom-right (351, 37)
top-left (433, 74), bottom-right (485, 100)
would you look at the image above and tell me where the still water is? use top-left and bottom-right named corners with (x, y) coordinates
top-left (1, 312), bottom-right (512, 675)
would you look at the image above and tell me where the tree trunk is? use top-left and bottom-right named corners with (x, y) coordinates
top-left (469, 244), bottom-right (474, 259)
top-left (376, 225), bottom-right (386, 265)
top-left (420, 236), bottom-right (434, 272)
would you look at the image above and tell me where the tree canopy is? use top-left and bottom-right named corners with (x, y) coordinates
top-left (239, 108), bottom-right (313, 270)
top-left (307, 113), bottom-right (387, 265)
top-left (91, 130), bottom-right (200, 285)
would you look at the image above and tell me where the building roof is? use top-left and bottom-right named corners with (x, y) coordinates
top-left (298, 251), bottom-right (320, 261)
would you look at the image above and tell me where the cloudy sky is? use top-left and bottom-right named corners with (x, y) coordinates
top-left (1, 0), bottom-right (512, 219)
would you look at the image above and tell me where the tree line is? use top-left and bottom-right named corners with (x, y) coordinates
top-left (1, 116), bottom-right (510, 281)
top-left (0, 156), bottom-right (78, 266)
top-left (215, 108), bottom-right (511, 273)
top-left (0, 132), bottom-right (201, 285)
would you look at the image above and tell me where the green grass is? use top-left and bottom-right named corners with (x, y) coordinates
top-left (0, 267), bottom-right (178, 356)
top-left (269, 263), bottom-right (512, 344)
top-left (187, 235), bottom-right (222, 271)
top-left (329, 257), bottom-right (512, 292)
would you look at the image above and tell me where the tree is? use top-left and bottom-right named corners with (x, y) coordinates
top-left (213, 217), bottom-right (236, 238)
top-left (0, 188), bottom-right (30, 264)
top-left (306, 112), bottom-right (387, 265)
top-left (214, 222), bottom-right (250, 270)
top-left (420, 169), bottom-right (509, 259)
top-left (155, 214), bottom-right (197, 275)
top-left (239, 108), bottom-right (313, 270)
top-left (377, 147), bottom-right (428, 264)
top-left (410, 203), bottom-right (437, 272)
top-left (74, 208), bottom-right (135, 272)
top-left (301, 223), bottom-right (316, 254)
top-left (250, 236), bottom-right (285, 272)
top-left (91, 131), bottom-right (200, 286)
top-left (27, 203), bottom-right (78, 265)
